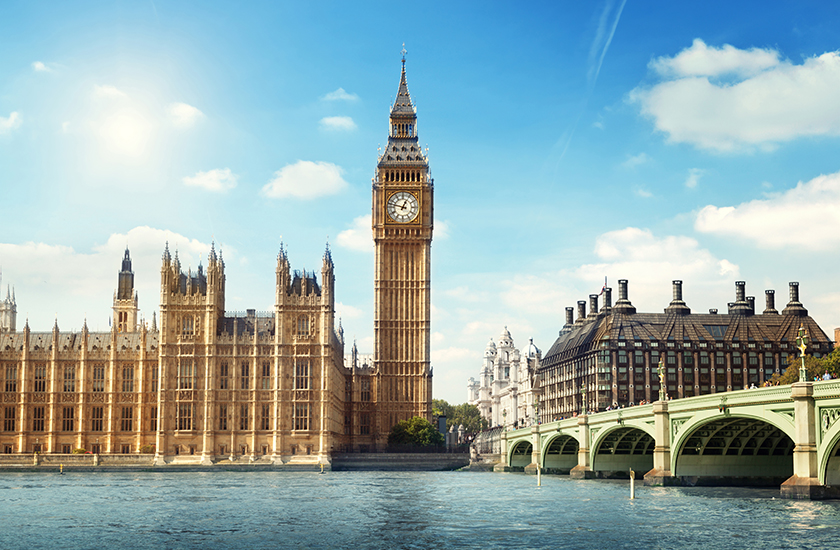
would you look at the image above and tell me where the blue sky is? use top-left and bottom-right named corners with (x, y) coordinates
top-left (2, 1), bottom-right (840, 404)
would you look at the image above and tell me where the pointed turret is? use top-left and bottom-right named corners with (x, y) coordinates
top-left (391, 52), bottom-right (416, 116)
top-left (114, 248), bottom-right (138, 332)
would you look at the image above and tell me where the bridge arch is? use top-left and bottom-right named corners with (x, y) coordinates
top-left (508, 440), bottom-right (532, 469)
top-left (672, 412), bottom-right (794, 483)
top-left (541, 433), bottom-right (579, 473)
top-left (590, 424), bottom-right (655, 476)
top-left (817, 417), bottom-right (840, 485)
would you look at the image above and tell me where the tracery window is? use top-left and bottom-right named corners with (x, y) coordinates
top-left (260, 404), bottom-right (270, 430)
top-left (219, 362), bottom-right (229, 390)
top-left (121, 406), bottom-right (133, 431)
top-left (219, 404), bottom-right (228, 431)
top-left (91, 407), bottom-right (103, 432)
top-left (297, 316), bottom-right (310, 337)
top-left (177, 403), bottom-right (193, 431)
top-left (122, 365), bottom-right (134, 392)
top-left (240, 404), bottom-right (249, 431)
top-left (3, 406), bottom-right (14, 432)
top-left (295, 361), bottom-right (310, 390)
top-left (63, 365), bottom-right (76, 392)
top-left (92, 364), bottom-right (105, 392)
top-left (4, 365), bottom-right (17, 392)
top-left (32, 407), bottom-right (45, 432)
top-left (240, 362), bottom-right (250, 390)
top-left (261, 361), bottom-right (271, 390)
top-left (178, 361), bottom-right (194, 390)
top-left (62, 407), bottom-right (75, 431)
top-left (34, 365), bottom-right (46, 393)
top-left (294, 403), bottom-right (310, 431)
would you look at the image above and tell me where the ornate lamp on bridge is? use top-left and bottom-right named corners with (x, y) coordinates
top-left (796, 324), bottom-right (810, 383)
top-left (534, 395), bottom-right (540, 425)
top-left (658, 357), bottom-right (667, 401)
top-left (580, 383), bottom-right (587, 416)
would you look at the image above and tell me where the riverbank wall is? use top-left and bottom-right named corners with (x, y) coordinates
top-left (0, 452), bottom-right (470, 472)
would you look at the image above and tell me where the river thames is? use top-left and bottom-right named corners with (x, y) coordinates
top-left (2, 471), bottom-right (839, 549)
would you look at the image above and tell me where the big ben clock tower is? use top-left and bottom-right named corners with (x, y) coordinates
top-left (372, 50), bottom-right (434, 444)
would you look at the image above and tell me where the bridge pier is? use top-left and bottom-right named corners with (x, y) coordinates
top-left (524, 425), bottom-right (542, 475)
top-left (493, 431), bottom-right (509, 472)
top-left (781, 382), bottom-right (840, 499)
top-left (570, 415), bottom-right (594, 479)
top-left (644, 400), bottom-right (678, 486)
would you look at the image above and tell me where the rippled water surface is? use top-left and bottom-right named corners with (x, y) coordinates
top-left (2, 471), bottom-right (840, 549)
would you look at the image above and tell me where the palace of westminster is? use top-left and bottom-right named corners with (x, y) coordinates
top-left (0, 57), bottom-right (433, 464)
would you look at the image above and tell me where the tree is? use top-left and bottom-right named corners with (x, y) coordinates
top-left (778, 346), bottom-right (840, 385)
top-left (432, 399), bottom-right (487, 434)
top-left (387, 416), bottom-right (445, 447)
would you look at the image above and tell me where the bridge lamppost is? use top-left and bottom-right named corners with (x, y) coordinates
top-left (796, 324), bottom-right (810, 383)
top-left (580, 383), bottom-right (587, 416)
top-left (658, 357), bottom-right (667, 401)
top-left (534, 395), bottom-right (540, 425)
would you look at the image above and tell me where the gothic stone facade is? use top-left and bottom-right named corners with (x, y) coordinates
top-left (0, 59), bottom-right (432, 461)
top-left (371, 56), bottom-right (434, 446)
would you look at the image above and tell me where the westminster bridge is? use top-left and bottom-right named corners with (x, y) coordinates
top-left (497, 380), bottom-right (840, 499)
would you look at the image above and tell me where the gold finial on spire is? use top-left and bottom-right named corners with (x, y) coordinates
top-left (401, 43), bottom-right (407, 64)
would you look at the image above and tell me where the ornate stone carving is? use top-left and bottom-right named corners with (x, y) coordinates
top-left (821, 407), bottom-right (840, 436)
top-left (671, 418), bottom-right (687, 439)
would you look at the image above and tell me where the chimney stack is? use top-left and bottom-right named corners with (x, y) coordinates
top-left (729, 281), bottom-right (751, 315)
top-left (574, 301), bottom-right (587, 325)
top-left (764, 290), bottom-right (778, 314)
top-left (613, 279), bottom-right (636, 315)
top-left (782, 282), bottom-right (808, 316)
top-left (665, 280), bottom-right (690, 315)
top-left (565, 307), bottom-right (574, 327)
top-left (588, 294), bottom-right (599, 319)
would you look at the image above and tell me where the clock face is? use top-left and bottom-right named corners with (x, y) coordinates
top-left (387, 191), bottom-right (419, 223)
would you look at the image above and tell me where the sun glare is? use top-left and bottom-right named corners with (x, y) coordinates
top-left (99, 108), bottom-right (154, 157)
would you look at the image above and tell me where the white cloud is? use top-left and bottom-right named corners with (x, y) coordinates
top-left (336, 215), bottom-right (372, 252)
top-left (631, 41), bottom-right (840, 152)
top-left (685, 168), bottom-right (704, 189)
top-left (61, 121), bottom-right (71, 134)
top-left (695, 170), bottom-right (840, 251)
top-left (621, 152), bottom-right (651, 169)
top-left (432, 346), bottom-right (478, 364)
top-left (578, 227), bottom-right (740, 296)
top-left (635, 188), bottom-right (652, 198)
top-left (319, 116), bottom-right (357, 131)
top-left (93, 84), bottom-right (128, 99)
top-left (335, 301), bottom-right (363, 320)
top-left (168, 102), bottom-right (204, 128)
top-left (0, 112), bottom-right (21, 133)
top-left (649, 38), bottom-right (780, 79)
top-left (435, 219), bottom-right (450, 239)
top-left (262, 160), bottom-right (348, 199)
top-left (32, 61), bottom-right (51, 72)
top-left (0, 227), bottom-right (215, 331)
top-left (182, 168), bottom-right (237, 193)
top-left (322, 88), bottom-right (359, 101)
